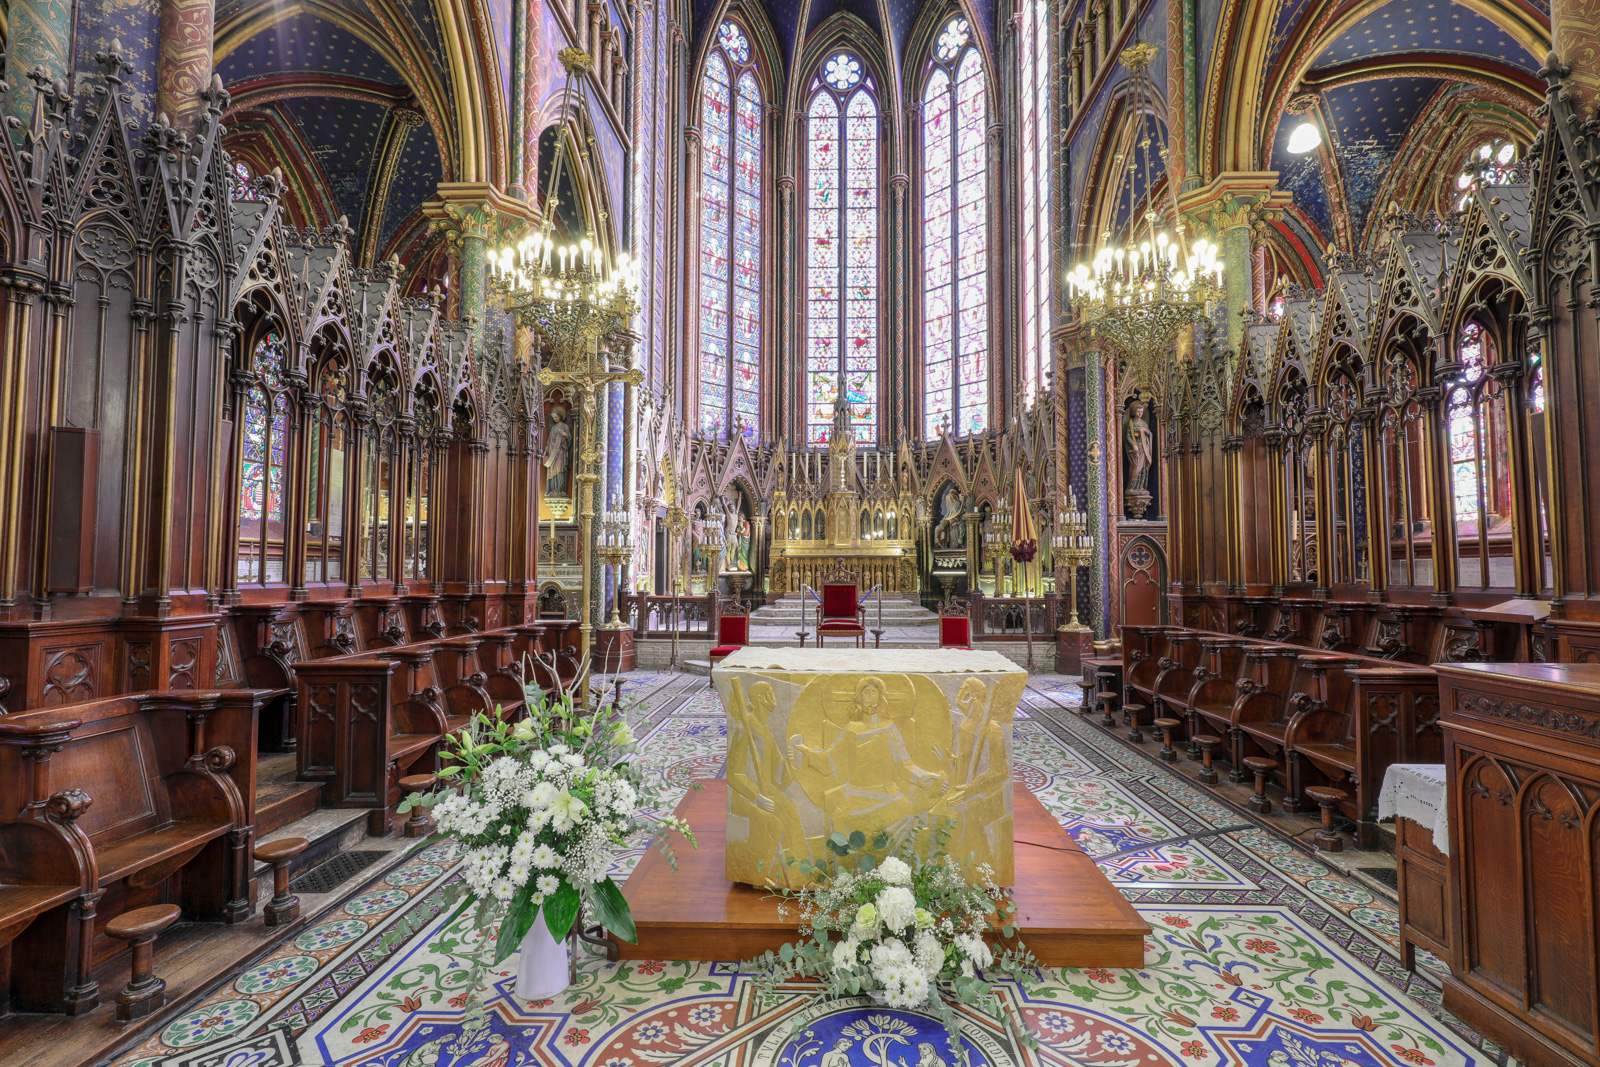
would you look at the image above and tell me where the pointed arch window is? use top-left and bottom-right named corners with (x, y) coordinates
top-left (1018, 0), bottom-right (1053, 408)
top-left (806, 53), bottom-right (880, 446)
top-left (1448, 320), bottom-right (1514, 589)
top-left (922, 17), bottom-right (990, 439)
top-left (238, 331), bottom-right (291, 583)
top-left (698, 19), bottom-right (763, 440)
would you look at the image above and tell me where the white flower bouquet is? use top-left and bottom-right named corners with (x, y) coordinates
top-left (395, 658), bottom-right (692, 993)
top-left (751, 827), bottom-right (1038, 1055)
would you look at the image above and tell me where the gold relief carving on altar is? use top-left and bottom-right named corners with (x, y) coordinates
top-left (720, 667), bottom-right (1023, 888)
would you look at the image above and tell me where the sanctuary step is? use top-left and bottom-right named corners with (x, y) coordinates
top-left (749, 592), bottom-right (939, 628)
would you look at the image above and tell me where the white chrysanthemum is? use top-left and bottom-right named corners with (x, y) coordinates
top-left (530, 844), bottom-right (559, 868)
top-left (867, 937), bottom-right (912, 984)
top-left (877, 856), bottom-right (912, 886)
top-left (914, 930), bottom-right (943, 978)
top-left (955, 932), bottom-right (993, 968)
top-left (537, 873), bottom-right (560, 895)
top-left (831, 937), bottom-right (859, 972)
top-left (876, 886), bottom-right (917, 931)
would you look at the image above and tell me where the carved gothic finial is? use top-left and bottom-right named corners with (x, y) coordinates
top-left (201, 73), bottom-right (232, 115)
top-left (94, 39), bottom-right (131, 83)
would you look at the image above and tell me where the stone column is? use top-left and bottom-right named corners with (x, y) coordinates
top-left (5, 0), bottom-right (70, 122)
top-left (423, 194), bottom-right (498, 340)
top-left (1552, 0), bottom-right (1600, 116)
top-left (157, 0), bottom-right (215, 132)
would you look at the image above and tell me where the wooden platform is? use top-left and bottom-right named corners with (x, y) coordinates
top-left (613, 780), bottom-right (1150, 967)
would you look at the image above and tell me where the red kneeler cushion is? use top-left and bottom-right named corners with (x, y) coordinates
top-left (709, 645), bottom-right (743, 662)
top-left (818, 620), bottom-right (863, 632)
top-left (821, 583), bottom-right (857, 620)
top-left (940, 616), bottom-right (971, 648)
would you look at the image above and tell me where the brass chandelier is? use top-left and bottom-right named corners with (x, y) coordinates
top-left (1066, 43), bottom-right (1223, 385)
top-left (488, 48), bottom-right (641, 365)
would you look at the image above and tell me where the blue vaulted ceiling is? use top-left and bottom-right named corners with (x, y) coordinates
top-left (1311, 0), bottom-right (1539, 72)
top-left (218, 4), bottom-right (448, 269)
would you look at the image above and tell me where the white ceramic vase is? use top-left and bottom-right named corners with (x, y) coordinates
top-left (514, 919), bottom-right (570, 1001)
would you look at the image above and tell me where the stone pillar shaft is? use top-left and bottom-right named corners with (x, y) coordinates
top-left (157, 0), bottom-right (215, 132)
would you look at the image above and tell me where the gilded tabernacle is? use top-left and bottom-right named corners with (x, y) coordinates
top-left (712, 648), bottom-right (1028, 888)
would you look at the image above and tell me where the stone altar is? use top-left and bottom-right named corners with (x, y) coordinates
top-left (711, 647), bottom-right (1027, 888)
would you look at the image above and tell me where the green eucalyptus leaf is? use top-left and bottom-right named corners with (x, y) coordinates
top-left (848, 830), bottom-right (866, 849)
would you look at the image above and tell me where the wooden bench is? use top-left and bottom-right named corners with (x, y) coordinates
top-left (1181, 636), bottom-right (1254, 776)
top-left (0, 690), bottom-right (264, 1014)
top-left (1149, 630), bottom-right (1204, 738)
top-left (292, 623), bottom-right (563, 835)
top-left (1285, 665), bottom-right (1440, 848)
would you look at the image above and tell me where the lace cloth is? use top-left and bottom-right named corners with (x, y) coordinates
top-left (714, 647), bottom-right (1023, 674)
top-left (1378, 764), bottom-right (1450, 855)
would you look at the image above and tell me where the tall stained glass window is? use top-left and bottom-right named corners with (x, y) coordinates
top-left (698, 20), bottom-right (763, 439)
top-left (923, 18), bottom-right (989, 438)
top-left (238, 331), bottom-right (291, 583)
top-left (1448, 320), bottom-right (1514, 589)
top-left (807, 53), bottom-right (879, 445)
top-left (1017, 0), bottom-right (1053, 408)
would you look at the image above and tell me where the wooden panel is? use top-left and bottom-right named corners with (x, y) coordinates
top-left (614, 780), bottom-right (1149, 967)
top-left (45, 428), bottom-right (97, 594)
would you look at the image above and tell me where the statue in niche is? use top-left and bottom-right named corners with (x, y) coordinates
top-left (722, 496), bottom-right (751, 571)
top-left (1123, 399), bottom-right (1155, 518)
top-left (544, 406), bottom-right (572, 496)
top-left (933, 485), bottom-right (965, 549)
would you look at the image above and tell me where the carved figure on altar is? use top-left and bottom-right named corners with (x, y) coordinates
top-left (788, 677), bottom-right (948, 845)
top-left (933, 485), bottom-right (965, 549)
top-left (544, 406), bottom-right (572, 496)
top-left (713, 650), bottom-right (1027, 888)
top-left (1124, 400), bottom-right (1153, 494)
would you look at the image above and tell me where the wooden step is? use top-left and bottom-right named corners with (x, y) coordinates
top-left (256, 753), bottom-right (323, 836)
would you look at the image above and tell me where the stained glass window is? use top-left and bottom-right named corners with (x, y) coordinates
top-left (923, 20), bottom-right (989, 439)
top-left (232, 159), bottom-right (264, 202)
top-left (807, 55), bottom-right (879, 445)
top-left (1455, 139), bottom-right (1517, 211)
top-left (238, 331), bottom-right (290, 583)
top-left (1448, 322), bottom-right (1487, 522)
top-left (698, 21), bottom-right (762, 440)
top-left (1017, 1), bottom-right (1053, 410)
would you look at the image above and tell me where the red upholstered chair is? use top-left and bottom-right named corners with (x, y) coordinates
top-left (709, 605), bottom-right (750, 668)
top-left (815, 562), bottom-right (866, 647)
top-left (939, 599), bottom-right (972, 649)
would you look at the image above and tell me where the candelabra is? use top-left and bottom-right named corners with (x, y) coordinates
top-left (664, 503), bottom-right (689, 668)
top-left (1053, 487), bottom-right (1094, 632)
top-left (598, 508), bottom-right (632, 629)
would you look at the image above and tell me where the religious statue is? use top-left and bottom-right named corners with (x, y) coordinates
top-left (933, 485), bottom-right (965, 549)
top-left (1123, 399), bottom-right (1155, 518)
top-left (544, 406), bottom-right (572, 496)
top-left (721, 497), bottom-right (751, 571)
top-left (1123, 400), bottom-right (1153, 493)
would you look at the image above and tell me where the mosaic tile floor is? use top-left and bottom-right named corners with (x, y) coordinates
top-left (110, 671), bottom-right (1504, 1067)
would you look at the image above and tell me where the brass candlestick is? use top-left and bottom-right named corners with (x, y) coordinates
top-left (1053, 487), bottom-right (1094, 633)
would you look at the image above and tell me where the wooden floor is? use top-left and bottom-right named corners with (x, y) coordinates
top-left (612, 779), bottom-right (1150, 967)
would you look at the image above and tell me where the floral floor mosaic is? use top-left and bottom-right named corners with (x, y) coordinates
top-left (109, 671), bottom-right (1504, 1067)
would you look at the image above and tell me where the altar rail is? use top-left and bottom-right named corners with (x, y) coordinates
top-left (969, 593), bottom-right (1067, 637)
top-left (621, 593), bottom-right (716, 637)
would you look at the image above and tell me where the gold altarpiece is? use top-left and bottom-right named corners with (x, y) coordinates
top-left (768, 400), bottom-right (920, 594)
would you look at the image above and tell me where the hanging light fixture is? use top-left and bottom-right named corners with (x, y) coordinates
top-left (1065, 42), bottom-right (1224, 389)
top-left (489, 48), bottom-right (641, 367)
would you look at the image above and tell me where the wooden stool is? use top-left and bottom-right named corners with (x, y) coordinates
top-left (1123, 704), bottom-right (1146, 743)
top-left (105, 904), bottom-right (181, 1022)
top-left (1097, 690), bottom-right (1119, 728)
top-left (1152, 718), bottom-right (1182, 762)
top-left (399, 773), bottom-right (438, 838)
top-left (1194, 735), bottom-right (1223, 785)
top-left (254, 836), bottom-right (309, 926)
top-left (1077, 678), bottom-right (1096, 717)
top-left (1306, 786), bottom-right (1348, 852)
top-left (1243, 757), bottom-right (1277, 813)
